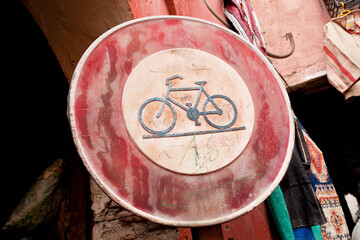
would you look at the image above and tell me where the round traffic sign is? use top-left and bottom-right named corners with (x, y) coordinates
top-left (68, 16), bottom-right (294, 227)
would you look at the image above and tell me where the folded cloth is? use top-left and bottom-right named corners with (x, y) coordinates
top-left (344, 79), bottom-right (360, 101)
top-left (324, 10), bottom-right (360, 101)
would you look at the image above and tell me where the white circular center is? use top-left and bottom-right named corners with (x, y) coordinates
top-left (122, 48), bottom-right (254, 175)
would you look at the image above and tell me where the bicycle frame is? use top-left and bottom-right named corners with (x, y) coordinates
top-left (156, 81), bottom-right (222, 118)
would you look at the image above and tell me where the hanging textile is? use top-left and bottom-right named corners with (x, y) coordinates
top-left (324, 10), bottom-right (360, 101)
top-left (266, 186), bottom-right (295, 240)
top-left (223, 0), bottom-right (267, 55)
top-left (353, 220), bottom-right (360, 240)
top-left (297, 122), bottom-right (351, 240)
top-left (312, 225), bottom-right (325, 240)
top-left (222, 1), bottom-right (353, 239)
top-left (280, 119), bottom-right (327, 229)
top-left (292, 225), bottom-right (327, 240)
top-left (293, 227), bottom-right (316, 240)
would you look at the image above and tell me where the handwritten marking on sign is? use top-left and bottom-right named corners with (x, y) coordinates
top-left (207, 135), bottom-right (219, 162)
top-left (180, 136), bottom-right (199, 166)
top-left (180, 135), bottom-right (221, 167)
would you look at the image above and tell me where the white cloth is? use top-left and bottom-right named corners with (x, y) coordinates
top-left (353, 220), bottom-right (360, 240)
top-left (344, 193), bottom-right (359, 223)
top-left (324, 10), bottom-right (360, 101)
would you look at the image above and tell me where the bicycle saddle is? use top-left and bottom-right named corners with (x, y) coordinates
top-left (194, 81), bottom-right (207, 85)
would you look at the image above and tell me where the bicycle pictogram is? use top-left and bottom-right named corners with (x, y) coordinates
top-left (138, 75), bottom-right (245, 138)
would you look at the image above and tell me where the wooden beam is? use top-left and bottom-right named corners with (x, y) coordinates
top-left (192, 225), bottom-right (224, 240)
top-left (22, 0), bottom-right (133, 83)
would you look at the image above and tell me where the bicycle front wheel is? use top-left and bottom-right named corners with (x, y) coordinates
top-left (138, 97), bottom-right (176, 135)
top-left (202, 95), bottom-right (237, 129)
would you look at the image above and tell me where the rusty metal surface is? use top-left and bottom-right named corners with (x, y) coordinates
top-left (221, 202), bottom-right (280, 240)
top-left (68, 16), bottom-right (294, 227)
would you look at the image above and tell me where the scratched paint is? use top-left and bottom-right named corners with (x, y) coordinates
top-left (68, 16), bottom-right (294, 226)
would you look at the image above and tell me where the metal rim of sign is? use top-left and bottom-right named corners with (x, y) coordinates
top-left (68, 15), bottom-right (295, 227)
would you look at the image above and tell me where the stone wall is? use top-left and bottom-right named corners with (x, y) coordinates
top-left (90, 179), bottom-right (179, 240)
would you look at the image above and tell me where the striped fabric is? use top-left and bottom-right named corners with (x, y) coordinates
top-left (324, 10), bottom-right (360, 99)
top-left (223, 0), bottom-right (267, 55)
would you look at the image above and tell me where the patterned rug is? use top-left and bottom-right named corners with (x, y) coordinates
top-left (302, 128), bottom-right (351, 240)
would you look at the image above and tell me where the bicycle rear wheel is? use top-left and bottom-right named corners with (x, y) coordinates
top-left (138, 97), bottom-right (176, 135)
top-left (202, 95), bottom-right (237, 129)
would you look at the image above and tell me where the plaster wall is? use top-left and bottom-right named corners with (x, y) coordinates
top-left (128, 0), bottom-right (331, 89)
top-left (252, 0), bottom-right (331, 88)
top-left (23, 0), bottom-right (331, 88)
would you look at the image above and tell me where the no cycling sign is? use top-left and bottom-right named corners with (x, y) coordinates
top-left (68, 16), bottom-right (294, 226)
top-left (123, 48), bottom-right (254, 175)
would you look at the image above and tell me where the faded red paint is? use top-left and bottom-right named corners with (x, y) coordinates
top-left (70, 17), bottom-right (293, 226)
top-left (74, 0), bottom-right (296, 237)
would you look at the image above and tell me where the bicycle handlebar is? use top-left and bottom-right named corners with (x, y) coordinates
top-left (166, 74), bottom-right (183, 85)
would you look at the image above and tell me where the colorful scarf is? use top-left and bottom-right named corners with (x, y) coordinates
top-left (298, 121), bottom-right (351, 240)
